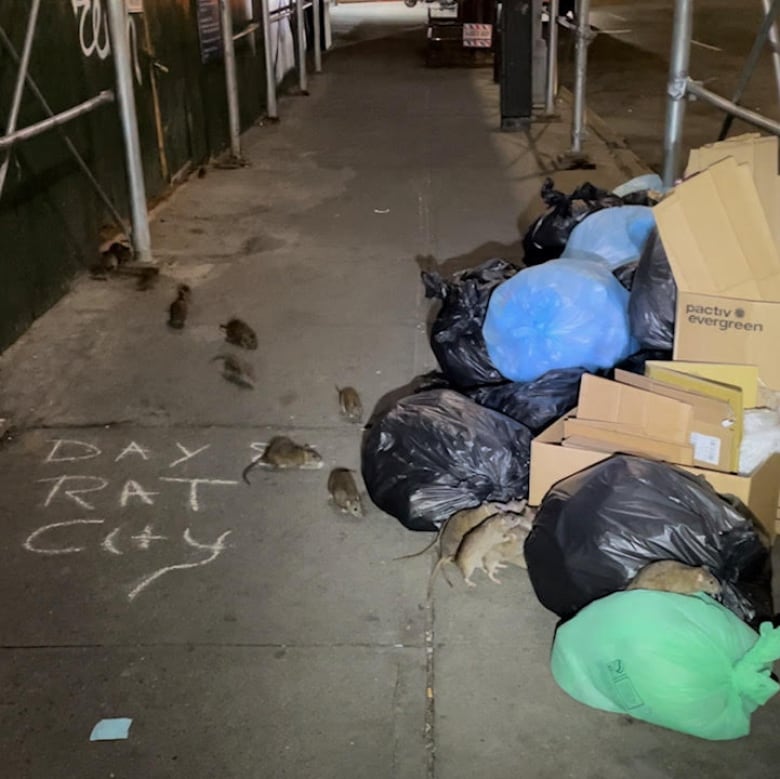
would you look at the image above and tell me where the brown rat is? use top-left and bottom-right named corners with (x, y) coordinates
top-left (221, 318), bottom-right (258, 350)
top-left (483, 525), bottom-right (532, 573)
top-left (328, 468), bottom-right (363, 517)
top-left (336, 386), bottom-right (363, 423)
top-left (212, 353), bottom-right (255, 389)
top-left (626, 560), bottom-right (721, 596)
top-left (168, 284), bottom-right (191, 329)
top-left (397, 499), bottom-right (528, 563)
top-left (422, 502), bottom-right (531, 597)
top-left (455, 513), bottom-right (524, 587)
top-left (242, 436), bottom-right (323, 483)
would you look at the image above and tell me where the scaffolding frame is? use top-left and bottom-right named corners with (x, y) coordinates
top-left (662, 0), bottom-right (780, 187)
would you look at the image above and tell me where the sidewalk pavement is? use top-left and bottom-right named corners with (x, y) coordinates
top-left (0, 4), bottom-right (778, 777)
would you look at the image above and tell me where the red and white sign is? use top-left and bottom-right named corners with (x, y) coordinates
top-left (462, 23), bottom-right (493, 48)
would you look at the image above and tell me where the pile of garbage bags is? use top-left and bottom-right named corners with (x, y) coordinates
top-left (360, 170), bottom-right (780, 742)
top-left (523, 453), bottom-right (779, 740)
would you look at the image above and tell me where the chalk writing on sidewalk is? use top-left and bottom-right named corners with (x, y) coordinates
top-left (23, 438), bottom-right (242, 602)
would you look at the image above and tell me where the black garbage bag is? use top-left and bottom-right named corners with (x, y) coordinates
top-left (422, 258), bottom-right (518, 388)
top-left (606, 347), bottom-right (674, 377)
top-left (612, 260), bottom-right (638, 291)
top-left (465, 367), bottom-right (587, 434)
top-left (522, 179), bottom-right (624, 266)
top-left (628, 227), bottom-right (677, 350)
top-left (524, 455), bottom-right (773, 628)
top-left (361, 389), bottom-right (532, 532)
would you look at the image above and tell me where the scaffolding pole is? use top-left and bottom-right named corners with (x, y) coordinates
top-left (718, 0), bottom-right (780, 140)
top-left (661, 0), bottom-right (693, 188)
top-left (220, 0), bottom-right (242, 159)
top-left (260, 0), bottom-right (279, 120)
top-left (544, 0), bottom-right (560, 115)
top-left (763, 0), bottom-right (780, 105)
top-left (106, 0), bottom-right (152, 262)
top-left (570, 0), bottom-right (591, 154)
top-left (296, 0), bottom-right (308, 94)
top-left (313, 0), bottom-right (322, 73)
top-left (0, 0), bottom-right (41, 199)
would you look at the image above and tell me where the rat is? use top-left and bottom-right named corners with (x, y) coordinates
top-left (626, 560), bottom-right (721, 596)
top-left (168, 284), bottom-right (191, 329)
top-left (109, 241), bottom-right (133, 265)
top-left (242, 436), bottom-right (323, 483)
top-left (398, 499), bottom-right (528, 563)
top-left (327, 468), bottom-right (363, 517)
top-left (455, 513), bottom-right (525, 587)
top-left (336, 386), bottom-right (363, 423)
top-left (410, 501), bottom-right (529, 596)
top-left (483, 525), bottom-right (532, 573)
top-left (220, 318), bottom-right (258, 350)
top-left (212, 354), bottom-right (255, 389)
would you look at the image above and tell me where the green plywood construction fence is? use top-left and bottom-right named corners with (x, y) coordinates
top-left (0, 0), bottom-right (270, 351)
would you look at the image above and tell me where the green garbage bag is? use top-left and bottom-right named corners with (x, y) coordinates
top-left (550, 590), bottom-right (780, 740)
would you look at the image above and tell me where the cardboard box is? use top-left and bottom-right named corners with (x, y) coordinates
top-left (572, 373), bottom-right (738, 472)
top-left (563, 418), bottom-right (694, 462)
top-left (658, 144), bottom-right (780, 389)
top-left (686, 133), bottom-right (780, 250)
top-left (624, 367), bottom-right (742, 471)
top-left (645, 361), bottom-right (760, 408)
top-left (529, 412), bottom-right (780, 539)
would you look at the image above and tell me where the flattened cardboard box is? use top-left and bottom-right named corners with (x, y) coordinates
top-left (645, 361), bottom-right (760, 408)
top-left (529, 412), bottom-right (780, 539)
top-left (571, 373), bottom-right (737, 472)
top-left (659, 145), bottom-right (780, 389)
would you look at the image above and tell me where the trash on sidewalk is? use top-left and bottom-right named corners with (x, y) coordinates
top-left (656, 146), bottom-right (780, 389)
top-left (464, 367), bottom-right (587, 434)
top-left (524, 454), bottom-right (774, 628)
top-left (521, 179), bottom-right (622, 267)
top-left (550, 590), bottom-right (780, 741)
top-left (482, 259), bottom-right (636, 382)
top-left (563, 205), bottom-right (656, 271)
top-left (611, 260), bottom-right (638, 291)
top-left (89, 718), bottom-right (133, 742)
top-left (422, 258), bottom-right (518, 388)
top-left (521, 176), bottom-right (662, 268)
top-left (740, 408), bottom-right (780, 475)
top-left (361, 389), bottom-right (532, 531)
top-left (627, 226), bottom-right (676, 351)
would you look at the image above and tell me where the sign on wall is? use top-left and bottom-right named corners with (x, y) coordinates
top-left (196, 0), bottom-right (223, 64)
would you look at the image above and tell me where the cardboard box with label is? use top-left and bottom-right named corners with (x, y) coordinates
top-left (656, 135), bottom-right (780, 389)
top-left (564, 372), bottom-right (739, 472)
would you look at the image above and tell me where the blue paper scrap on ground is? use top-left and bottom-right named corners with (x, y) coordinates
top-left (89, 718), bottom-right (133, 742)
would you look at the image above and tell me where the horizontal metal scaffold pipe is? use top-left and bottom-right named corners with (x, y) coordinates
top-left (686, 79), bottom-right (780, 136)
top-left (0, 90), bottom-right (115, 151)
top-left (233, 21), bottom-right (260, 41)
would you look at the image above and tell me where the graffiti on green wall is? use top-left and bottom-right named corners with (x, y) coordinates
top-left (70, 0), bottom-right (143, 84)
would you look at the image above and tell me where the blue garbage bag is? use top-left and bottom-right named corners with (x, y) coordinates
top-left (564, 205), bottom-right (656, 270)
top-left (482, 259), bottom-right (637, 383)
top-left (613, 173), bottom-right (665, 198)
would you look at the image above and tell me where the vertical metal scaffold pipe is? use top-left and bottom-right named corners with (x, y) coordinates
top-left (106, 0), bottom-right (152, 262)
top-left (0, 0), bottom-right (41, 200)
top-left (570, 0), bottom-right (591, 153)
top-left (220, 0), bottom-right (242, 158)
top-left (260, 0), bottom-right (278, 119)
top-left (313, 0), bottom-right (323, 73)
top-left (545, 0), bottom-right (560, 115)
top-left (761, 0), bottom-right (780, 106)
top-left (661, 0), bottom-right (693, 188)
top-left (323, 0), bottom-right (333, 50)
top-left (296, 0), bottom-right (308, 93)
